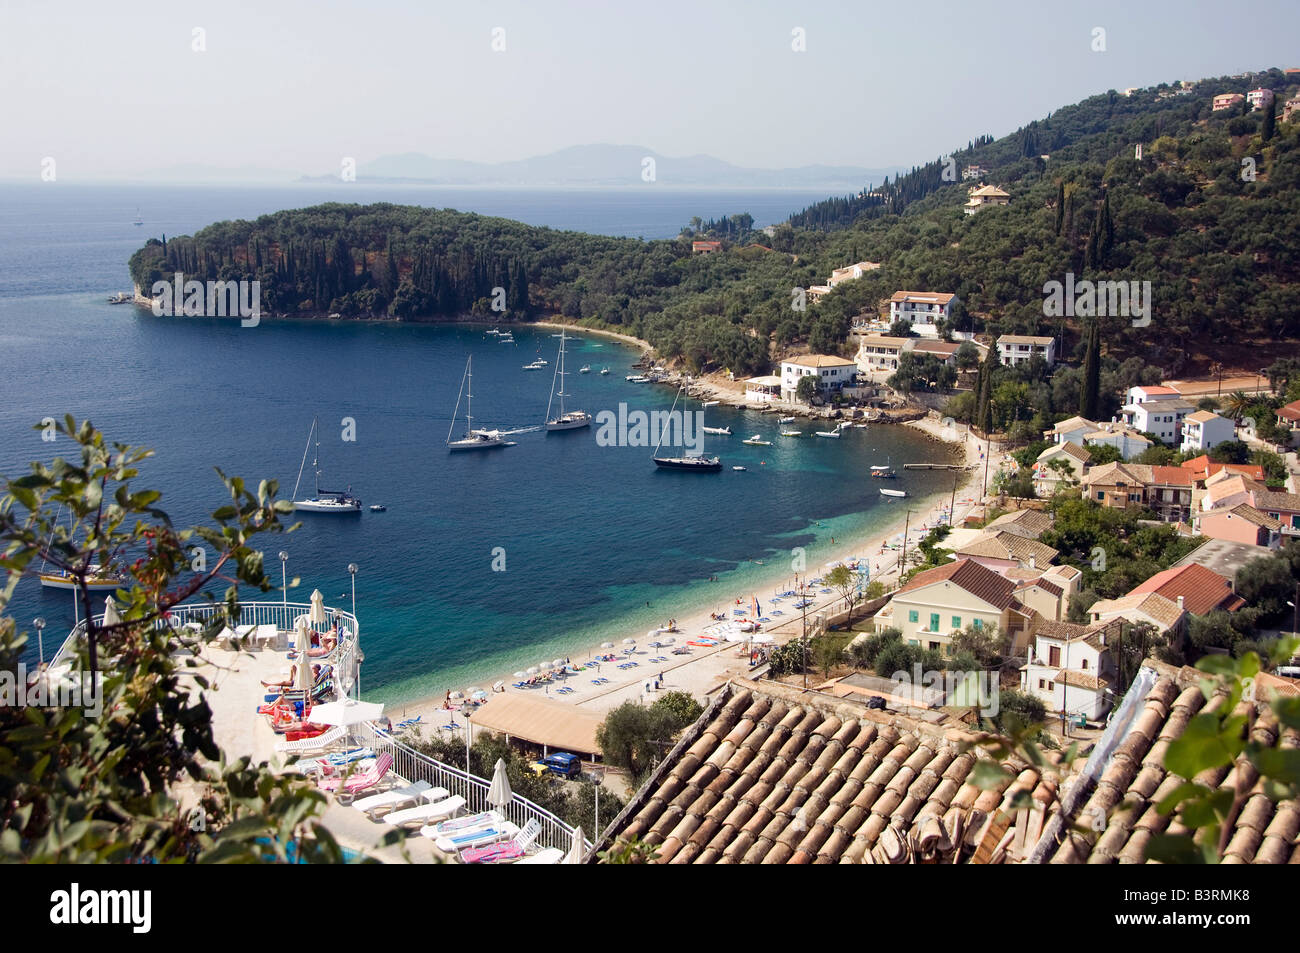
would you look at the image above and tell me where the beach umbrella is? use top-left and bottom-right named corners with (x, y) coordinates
top-left (449, 689), bottom-right (465, 700)
top-left (623, 638), bottom-right (636, 645)
top-left (751, 634), bottom-right (774, 644)
top-left (513, 671), bottom-right (527, 680)
top-left (488, 758), bottom-right (513, 810)
top-left (101, 596), bottom-right (121, 628)
top-left (470, 689), bottom-right (488, 701)
top-left (661, 636), bottom-right (674, 645)
top-left (526, 667), bottom-right (538, 676)
top-left (492, 681), bottom-right (505, 693)
top-left (552, 658), bottom-right (565, 669)
top-left (564, 825), bottom-right (586, 865)
top-left (309, 589), bottom-right (328, 630)
top-left (600, 642), bottom-right (614, 649)
top-left (309, 698), bottom-right (384, 728)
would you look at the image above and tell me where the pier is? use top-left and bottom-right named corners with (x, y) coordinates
top-left (903, 463), bottom-right (974, 471)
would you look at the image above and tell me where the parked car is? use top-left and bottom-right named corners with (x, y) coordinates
top-left (531, 752), bottom-right (582, 779)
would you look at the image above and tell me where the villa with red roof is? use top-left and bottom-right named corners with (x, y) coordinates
top-left (1129, 563), bottom-right (1245, 615)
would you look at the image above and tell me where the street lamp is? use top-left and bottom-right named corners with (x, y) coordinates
top-left (278, 551), bottom-right (289, 609)
top-left (348, 563), bottom-right (360, 699)
top-left (33, 617), bottom-right (45, 668)
top-left (347, 563), bottom-right (358, 619)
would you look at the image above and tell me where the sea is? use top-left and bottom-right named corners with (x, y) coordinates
top-left (0, 182), bottom-right (957, 704)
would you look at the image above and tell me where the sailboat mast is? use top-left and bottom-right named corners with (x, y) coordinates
top-left (557, 330), bottom-right (567, 417)
top-left (654, 385), bottom-right (682, 457)
top-left (448, 358), bottom-right (469, 444)
top-left (466, 356), bottom-right (474, 432)
top-left (292, 419), bottom-right (315, 501)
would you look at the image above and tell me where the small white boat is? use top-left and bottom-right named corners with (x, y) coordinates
top-left (369, 504), bottom-right (387, 512)
top-left (732, 466), bottom-right (747, 471)
top-left (702, 400), bottom-right (721, 407)
top-left (579, 365), bottom-right (591, 374)
top-left (485, 328), bottom-right (501, 336)
top-left (742, 435), bottom-right (772, 446)
top-left (599, 367), bottom-right (610, 375)
top-left (879, 488), bottom-right (907, 498)
top-left (626, 375), bottom-right (648, 383)
top-left (780, 430), bottom-right (802, 437)
top-left (499, 334), bottom-right (514, 343)
top-left (523, 361), bottom-right (545, 370)
top-left (778, 416), bottom-right (796, 424)
top-left (815, 430), bottom-right (841, 439)
top-left (703, 426), bottom-right (732, 436)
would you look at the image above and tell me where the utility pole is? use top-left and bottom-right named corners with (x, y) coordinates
top-left (949, 472), bottom-right (959, 527)
top-left (899, 510), bottom-right (913, 578)
top-left (801, 574), bottom-right (808, 692)
top-left (981, 435), bottom-right (992, 500)
top-left (1211, 361), bottom-right (1224, 397)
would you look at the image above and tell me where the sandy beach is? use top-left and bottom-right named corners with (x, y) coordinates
top-left (391, 413), bottom-right (992, 733)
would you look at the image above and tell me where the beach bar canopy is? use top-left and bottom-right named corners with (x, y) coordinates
top-left (469, 694), bottom-right (603, 757)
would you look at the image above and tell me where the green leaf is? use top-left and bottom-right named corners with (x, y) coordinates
top-left (1164, 713), bottom-right (1238, 778)
top-left (1144, 833), bottom-right (1205, 864)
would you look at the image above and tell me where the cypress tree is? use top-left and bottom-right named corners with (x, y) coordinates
top-left (1054, 182), bottom-right (1065, 236)
top-left (1080, 321), bottom-right (1101, 420)
top-left (1100, 192), bottom-right (1114, 263)
top-left (1262, 97), bottom-right (1276, 141)
top-left (977, 344), bottom-right (997, 434)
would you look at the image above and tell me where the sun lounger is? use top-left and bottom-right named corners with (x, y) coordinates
top-left (430, 821), bottom-right (520, 853)
top-left (459, 819), bottom-right (542, 864)
top-left (275, 725), bottom-right (347, 754)
top-left (353, 780), bottom-right (447, 817)
top-left (318, 752), bottom-right (393, 794)
top-left (515, 847), bottom-right (565, 865)
top-left (382, 795), bottom-right (466, 828)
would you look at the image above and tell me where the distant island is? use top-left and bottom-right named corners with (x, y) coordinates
top-left (299, 144), bottom-right (902, 189)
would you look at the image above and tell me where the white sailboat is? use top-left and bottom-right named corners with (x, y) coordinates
top-left (37, 506), bottom-right (126, 590)
top-left (448, 356), bottom-right (507, 450)
top-left (545, 329), bottom-right (592, 432)
top-left (291, 417), bottom-right (362, 512)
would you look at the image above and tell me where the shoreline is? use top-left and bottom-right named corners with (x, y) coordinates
top-left (383, 414), bottom-right (987, 731)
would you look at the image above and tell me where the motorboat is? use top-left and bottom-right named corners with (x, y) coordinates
top-left (579, 365), bottom-right (591, 374)
top-left (523, 361), bottom-right (546, 370)
top-left (778, 416), bottom-right (796, 424)
top-left (599, 367), bottom-right (610, 375)
top-left (742, 435), bottom-right (772, 446)
top-left (703, 426), bottom-right (732, 435)
top-left (815, 430), bottom-right (841, 438)
top-left (369, 504), bottom-right (387, 512)
top-left (780, 430), bottom-right (802, 437)
top-left (732, 466), bottom-right (747, 471)
top-left (879, 488), bottom-right (907, 498)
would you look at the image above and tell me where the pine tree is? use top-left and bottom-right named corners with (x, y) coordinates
top-left (1080, 321), bottom-right (1100, 420)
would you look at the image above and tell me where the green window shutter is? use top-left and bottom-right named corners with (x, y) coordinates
top-left (908, 610), bottom-right (918, 623)
top-left (929, 613), bottom-right (940, 632)
top-left (973, 618), bottom-right (983, 630)
top-left (952, 616), bottom-right (961, 630)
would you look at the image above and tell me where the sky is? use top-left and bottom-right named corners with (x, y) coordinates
top-left (3, 0), bottom-right (1300, 181)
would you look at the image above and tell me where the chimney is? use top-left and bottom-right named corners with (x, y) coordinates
top-left (1029, 556), bottom-right (1037, 570)
top-left (1177, 595), bottom-right (1185, 610)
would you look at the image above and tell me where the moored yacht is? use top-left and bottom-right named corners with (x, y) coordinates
top-left (545, 329), bottom-right (592, 432)
top-left (448, 356), bottom-right (507, 451)
top-left (291, 417), bottom-right (362, 513)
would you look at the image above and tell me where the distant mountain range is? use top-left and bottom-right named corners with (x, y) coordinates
top-left (300, 145), bottom-right (902, 189)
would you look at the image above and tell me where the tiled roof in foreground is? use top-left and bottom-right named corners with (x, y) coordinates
top-left (592, 665), bottom-right (1300, 864)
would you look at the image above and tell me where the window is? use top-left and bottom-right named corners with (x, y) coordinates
top-left (908, 610), bottom-right (918, 624)
top-left (972, 619), bottom-right (983, 630)
top-left (908, 639), bottom-right (919, 647)
top-left (1047, 681), bottom-right (1055, 691)
top-left (929, 642), bottom-right (940, 651)
top-left (1081, 659), bottom-right (1089, 670)
top-left (929, 613), bottom-right (940, 632)
top-left (951, 616), bottom-right (962, 630)
top-left (1097, 491), bottom-right (1105, 500)
top-left (1038, 678), bottom-right (1046, 689)
top-left (1049, 645), bottom-right (1061, 667)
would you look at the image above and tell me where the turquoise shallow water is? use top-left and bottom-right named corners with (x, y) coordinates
top-left (0, 183), bottom-right (957, 703)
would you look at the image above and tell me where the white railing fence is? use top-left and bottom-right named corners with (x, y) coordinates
top-left (354, 721), bottom-right (591, 854)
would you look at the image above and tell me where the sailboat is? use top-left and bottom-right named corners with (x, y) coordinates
top-left (654, 386), bottom-right (721, 471)
top-left (871, 458), bottom-right (897, 479)
top-left (132, 208), bottom-right (143, 226)
top-left (38, 506), bottom-right (126, 590)
top-left (292, 418), bottom-right (362, 512)
top-left (545, 330), bottom-right (592, 432)
top-left (447, 356), bottom-right (506, 450)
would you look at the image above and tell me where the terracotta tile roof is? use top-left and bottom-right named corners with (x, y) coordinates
top-left (1181, 456), bottom-right (1267, 481)
top-left (1277, 399), bottom-right (1300, 423)
top-left (1044, 565), bottom-right (1082, 581)
top-left (1147, 466), bottom-right (1195, 487)
top-left (1201, 504), bottom-right (1282, 531)
top-left (890, 291), bottom-right (956, 304)
top-left (1055, 669), bottom-right (1105, 691)
top-left (1035, 661), bottom-right (1300, 864)
top-left (1185, 410), bottom-right (1222, 424)
top-left (597, 662), bottom-right (1300, 864)
top-left (597, 679), bottom-right (1063, 865)
top-left (997, 335), bottom-right (1055, 346)
top-left (1132, 385), bottom-right (1180, 397)
top-left (1033, 618), bottom-right (1093, 641)
top-left (955, 531), bottom-right (1059, 566)
top-left (856, 335), bottom-right (911, 349)
top-left (1130, 563), bottom-right (1240, 616)
top-left (1083, 461), bottom-right (1148, 486)
top-left (910, 340), bottom-right (960, 356)
top-left (1041, 441), bottom-right (1090, 463)
top-left (896, 558), bottom-right (1019, 610)
top-left (970, 185), bottom-right (1010, 197)
top-left (1017, 577), bottom-right (1064, 598)
top-left (985, 509), bottom-right (1054, 538)
top-left (1254, 490), bottom-right (1300, 513)
top-left (1050, 416), bottom-right (1098, 434)
top-left (1090, 592), bottom-right (1187, 631)
top-left (784, 354), bottom-right (856, 368)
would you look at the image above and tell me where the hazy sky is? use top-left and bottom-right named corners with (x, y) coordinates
top-left (3, 0), bottom-right (1300, 181)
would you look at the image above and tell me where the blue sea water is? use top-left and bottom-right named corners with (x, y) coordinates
top-left (0, 183), bottom-right (956, 704)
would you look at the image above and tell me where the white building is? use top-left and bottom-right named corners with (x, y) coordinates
top-left (1047, 416), bottom-right (1099, 447)
top-left (829, 261), bottom-right (881, 287)
top-left (996, 335), bottom-right (1056, 367)
top-left (1180, 410), bottom-right (1235, 453)
top-left (888, 291), bottom-right (956, 337)
top-left (854, 335), bottom-right (911, 374)
top-left (1083, 425), bottom-right (1153, 461)
top-left (1121, 398), bottom-right (1196, 445)
top-left (1020, 619), bottom-right (1120, 722)
top-left (780, 355), bottom-right (858, 401)
top-left (964, 184), bottom-right (1010, 215)
top-left (1248, 87), bottom-right (1275, 111)
top-left (1125, 384), bottom-right (1181, 405)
